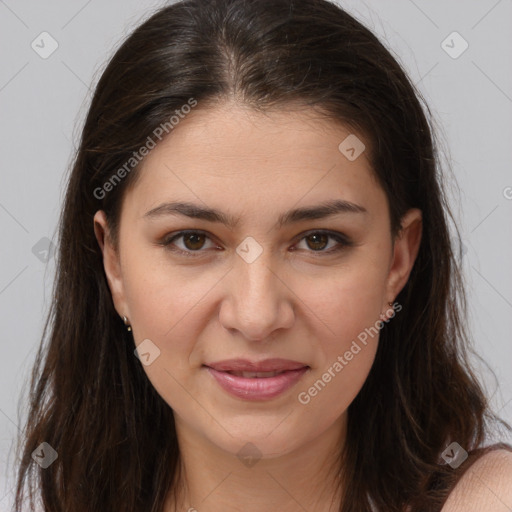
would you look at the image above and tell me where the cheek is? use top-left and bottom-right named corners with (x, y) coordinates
top-left (293, 256), bottom-right (388, 410)
top-left (121, 242), bottom-right (211, 338)
top-left (303, 257), bottom-right (389, 347)
top-left (121, 255), bottom-right (207, 413)
top-left (295, 270), bottom-right (385, 421)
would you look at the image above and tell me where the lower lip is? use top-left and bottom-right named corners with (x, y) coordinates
top-left (205, 366), bottom-right (309, 400)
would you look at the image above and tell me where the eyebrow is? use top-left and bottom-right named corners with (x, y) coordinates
top-left (143, 199), bottom-right (367, 229)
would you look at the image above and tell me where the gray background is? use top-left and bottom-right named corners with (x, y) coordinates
top-left (1, 0), bottom-right (511, 509)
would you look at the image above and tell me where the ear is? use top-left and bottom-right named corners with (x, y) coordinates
top-left (385, 208), bottom-right (422, 303)
top-left (93, 210), bottom-right (129, 319)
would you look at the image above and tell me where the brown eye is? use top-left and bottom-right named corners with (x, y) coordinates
top-left (304, 233), bottom-right (329, 251)
top-left (294, 231), bottom-right (350, 254)
top-left (161, 230), bottom-right (217, 257)
top-left (182, 232), bottom-right (206, 250)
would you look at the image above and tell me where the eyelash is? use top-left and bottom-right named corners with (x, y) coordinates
top-left (158, 229), bottom-right (352, 258)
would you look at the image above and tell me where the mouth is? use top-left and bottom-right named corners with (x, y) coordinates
top-left (221, 370), bottom-right (292, 378)
top-left (203, 359), bottom-right (310, 400)
top-left (204, 357), bottom-right (308, 373)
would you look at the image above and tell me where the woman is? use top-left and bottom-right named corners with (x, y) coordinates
top-left (13, 0), bottom-right (512, 511)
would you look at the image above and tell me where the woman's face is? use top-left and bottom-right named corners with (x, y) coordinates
top-left (94, 102), bottom-right (421, 459)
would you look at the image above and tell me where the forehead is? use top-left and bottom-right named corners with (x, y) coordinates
top-left (122, 102), bottom-right (382, 220)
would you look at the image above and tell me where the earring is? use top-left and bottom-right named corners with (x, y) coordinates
top-left (122, 315), bottom-right (132, 332)
top-left (380, 302), bottom-right (395, 320)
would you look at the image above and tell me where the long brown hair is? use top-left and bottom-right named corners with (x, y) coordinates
top-left (12, 0), bottom-right (511, 510)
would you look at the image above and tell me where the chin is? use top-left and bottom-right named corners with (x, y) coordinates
top-left (203, 419), bottom-right (306, 460)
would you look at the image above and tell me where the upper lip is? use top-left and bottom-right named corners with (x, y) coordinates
top-left (205, 358), bottom-right (308, 372)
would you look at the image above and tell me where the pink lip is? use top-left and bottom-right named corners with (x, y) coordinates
top-left (204, 359), bottom-right (309, 401)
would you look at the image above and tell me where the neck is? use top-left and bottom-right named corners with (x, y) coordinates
top-left (164, 413), bottom-right (347, 512)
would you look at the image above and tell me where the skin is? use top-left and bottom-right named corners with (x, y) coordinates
top-left (441, 449), bottom-right (512, 511)
top-left (94, 101), bottom-right (423, 511)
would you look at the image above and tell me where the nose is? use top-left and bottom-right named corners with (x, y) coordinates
top-left (218, 249), bottom-right (295, 342)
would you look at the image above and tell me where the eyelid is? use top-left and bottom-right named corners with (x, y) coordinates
top-left (159, 229), bottom-right (352, 257)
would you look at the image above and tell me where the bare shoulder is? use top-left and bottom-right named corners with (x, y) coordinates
top-left (441, 449), bottom-right (512, 511)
